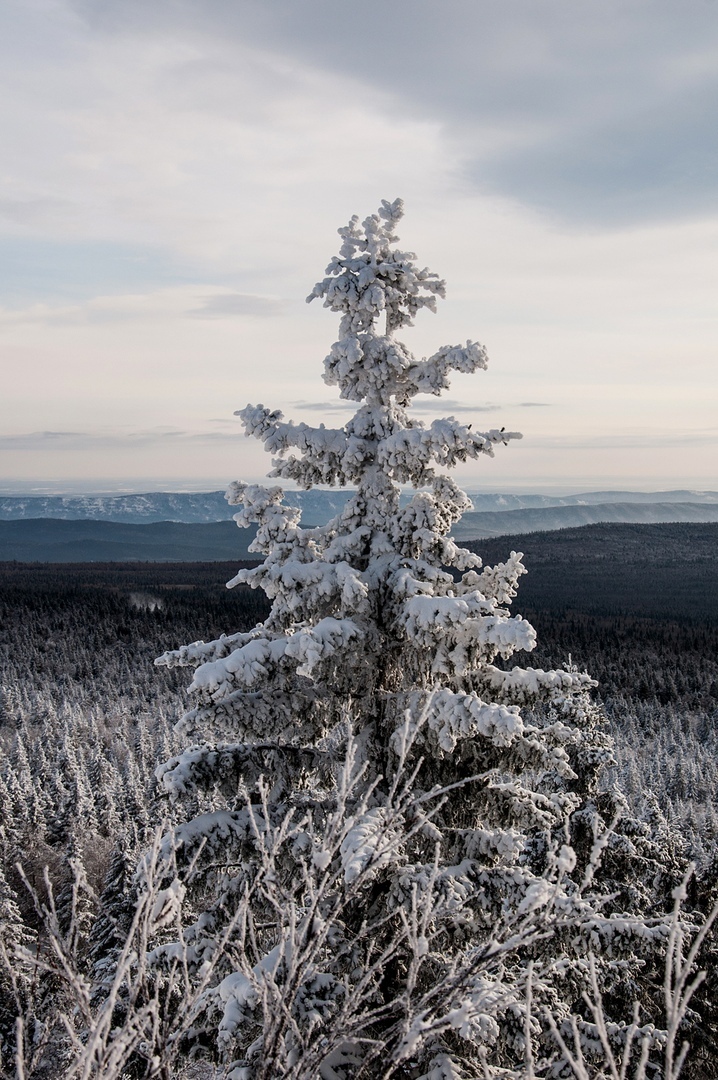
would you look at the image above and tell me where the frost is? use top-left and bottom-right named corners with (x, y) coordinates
top-left (426, 688), bottom-right (523, 752)
top-left (418, 1054), bottom-right (463, 1080)
top-left (517, 879), bottom-right (554, 916)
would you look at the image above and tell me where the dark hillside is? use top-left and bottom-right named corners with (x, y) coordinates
top-left (468, 521), bottom-right (718, 623)
top-left (0, 518), bottom-right (257, 561)
top-left (464, 523), bottom-right (718, 716)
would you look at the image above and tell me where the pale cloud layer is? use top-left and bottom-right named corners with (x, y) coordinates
top-left (0, 287), bottom-right (286, 325)
top-left (1, 0), bottom-right (716, 491)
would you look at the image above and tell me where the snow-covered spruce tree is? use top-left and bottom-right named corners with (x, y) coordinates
top-left (152, 200), bottom-right (669, 1077)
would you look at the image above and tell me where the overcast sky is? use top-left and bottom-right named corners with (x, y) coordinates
top-left (2, 0), bottom-right (717, 494)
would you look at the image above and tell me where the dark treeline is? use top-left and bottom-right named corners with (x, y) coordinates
top-left (0, 558), bottom-right (267, 708)
top-left (0, 557), bottom-right (261, 592)
top-left (11, 555), bottom-right (718, 706)
top-left (527, 610), bottom-right (718, 710)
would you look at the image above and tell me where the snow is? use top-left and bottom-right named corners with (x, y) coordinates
top-left (340, 807), bottom-right (400, 884)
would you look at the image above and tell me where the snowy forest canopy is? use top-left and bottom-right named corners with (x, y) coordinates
top-left (2, 537), bottom-right (717, 1077)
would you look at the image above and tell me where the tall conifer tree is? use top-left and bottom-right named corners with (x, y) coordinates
top-left (154, 201), bottom-right (666, 1078)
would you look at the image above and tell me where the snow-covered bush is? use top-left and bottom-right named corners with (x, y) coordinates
top-left (149, 200), bottom-right (693, 1077)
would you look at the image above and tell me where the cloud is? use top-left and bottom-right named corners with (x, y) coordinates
top-left (409, 400), bottom-right (501, 415)
top-left (0, 236), bottom-right (203, 307)
top-left (476, 87), bottom-right (718, 225)
top-left (72, 0), bottom-right (718, 227)
top-left (291, 399), bottom-right (550, 415)
top-left (291, 399), bottom-right (502, 415)
top-left (0, 286), bottom-right (283, 326)
top-left (0, 1), bottom-right (448, 282)
top-left (2, 0), bottom-right (716, 492)
top-left (188, 293), bottom-right (286, 318)
top-left (0, 197), bottom-right (74, 226)
top-left (531, 428), bottom-right (718, 451)
top-left (4, 0), bottom-right (718, 314)
top-left (291, 402), bottom-right (353, 413)
top-left (0, 428), bottom-right (246, 451)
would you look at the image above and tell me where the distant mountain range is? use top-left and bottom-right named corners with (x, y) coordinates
top-left (464, 489), bottom-right (718, 510)
top-left (1, 488), bottom-right (718, 561)
top-left (2, 498), bottom-right (718, 562)
top-left (0, 490), bottom-right (352, 525)
top-left (453, 501), bottom-right (718, 539)
top-left (1, 488), bottom-right (717, 525)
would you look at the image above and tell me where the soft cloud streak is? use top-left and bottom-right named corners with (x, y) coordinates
top-left (0, 428), bottom-right (247, 451)
top-left (189, 293), bottom-right (286, 318)
top-left (291, 399), bottom-right (502, 415)
top-left (0, 287), bottom-right (286, 326)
